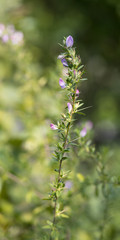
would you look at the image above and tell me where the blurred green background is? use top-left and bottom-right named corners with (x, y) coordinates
top-left (0, 0), bottom-right (120, 239)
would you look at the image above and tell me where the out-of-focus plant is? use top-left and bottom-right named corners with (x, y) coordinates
top-left (0, 23), bottom-right (24, 45)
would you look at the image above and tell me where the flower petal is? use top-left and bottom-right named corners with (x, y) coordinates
top-left (67, 102), bottom-right (72, 113)
top-left (61, 58), bottom-right (68, 67)
top-left (59, 78), bottom-right (66, 89)
top-left (76, 89), bottom-right (79, 96)
top-left (50, 123), bottom-right (58, 130)
top-left (66, 35), bottom-right (74, 48)
top-left (80, 128), bottom-right (87, 137)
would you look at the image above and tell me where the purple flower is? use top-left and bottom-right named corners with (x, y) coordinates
top-left (2, 34), bottom-right (9, 43)
top-left (85, 121), bottom-right (93, 130)
top-left (66, 35), bottom-right (74, 48)
top-left (65, 180), bottom-right (73, 189)
top-left (67, 102), bottom-right (72, 113)
top-left (80, 127), bottom-right (87, 137)
top-left (50, 123), bottom-right (58, 130)
top-left (11, 31), bottom-right (24, 45)
top-left (59, 78), bottom-right (66, 89)
top-left (76, 89), bottom-right (79, 96)
top-left (61, 58), bottom-right (68, 67)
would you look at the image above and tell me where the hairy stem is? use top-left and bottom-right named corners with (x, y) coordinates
top-left (50, 86), bottom-right (77, 239)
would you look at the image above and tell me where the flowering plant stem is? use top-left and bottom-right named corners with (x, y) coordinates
top-left (48, 36), bottom-right (85, 239)
top-left (52, 85), bottom-right (77, 226)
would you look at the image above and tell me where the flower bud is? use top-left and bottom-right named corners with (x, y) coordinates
top-left (61, 58), bottom-right (68, 67)
top-left (76, 89), bottom-right (79, 96)
top-left (67, 102), bottom-right (72, 113)
top-left (80, 128), bottom-right (87, 137)
top-left (66, 35), bottom-right (74, 48)
top-left (50, 123), bottom-right (58, 130)
top-left (85, 121), bottom-right (93, 130)
top-left (59, 78), bottom-right (66, 89)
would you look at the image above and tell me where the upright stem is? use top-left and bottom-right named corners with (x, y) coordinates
top-left (50, 86), bottom-right (77, 239)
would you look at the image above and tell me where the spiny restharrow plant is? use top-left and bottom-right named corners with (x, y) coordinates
top-left (46, 35), bottom-right (88, 239)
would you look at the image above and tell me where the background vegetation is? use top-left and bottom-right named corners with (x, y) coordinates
top-left (0, 0), bottom-right (120, 239)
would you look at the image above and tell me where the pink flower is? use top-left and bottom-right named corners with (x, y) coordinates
top-left (67, 102), bottom-right (72, 113)
top-left (50, 123), bottom-right (58, 130)
top-left (80, 128), bottom-right (87, 137)
top-left (76, 89), bottom-right (79, 96)
top-left (59, 78), bottom-right (66, 89)
top-left (2, 34), bottom-right (9, 43)
top-left (11, 31), bottom-right (24, 45)
top-left (85, 121), bottom-right (93, 130)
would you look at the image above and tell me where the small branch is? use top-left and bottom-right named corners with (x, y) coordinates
top-left (50, 86), bottom-right (77, 239)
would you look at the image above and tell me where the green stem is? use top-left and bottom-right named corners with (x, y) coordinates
top-left (49, 86), bottom-right (77, 239)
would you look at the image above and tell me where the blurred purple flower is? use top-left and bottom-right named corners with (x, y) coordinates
top-left (11, 31), bottom-right (24, 45)
top-left (65, 180), bottom-right (73, 189)
top-left (80, 127), bottom-right (87, 137)
top-left (85, 121), bottom-right (93, 130)
top-left (61, 58), bottom-right (68, 67)
top-left (76, 89), bottom-right (79, 96)
top-left (66, 35), bottom-right (74, 48)
top-left (7, 25), bottom-right (15, 34)
top-left (2, 34), bottom-right (9, 43)
top-left (59, 78), bottom-right (66, 89)
top-left (50, 123), bottom-right (58, 130)
top-left (0, 23), bottom-right (5, 37)
top-left (67, 102), bottom-right (72, 113)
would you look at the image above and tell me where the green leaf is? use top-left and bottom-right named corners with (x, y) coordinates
top-left (47, 220), bottom-right (53, 226)
top-left (80, 78), bottom-right (87, 81)
top-left (61, 214), bottom-right (69, 218)
top-left (70, 142), bottom-right (79, 146)
top-left (77, 112), bottom-right (86, 116)
top-left (62, 156), bottom-right (67, 161)
top-left (42, 225), bottom-right (51, 229)
top-left (78, 65), bottom-right (84, 70)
